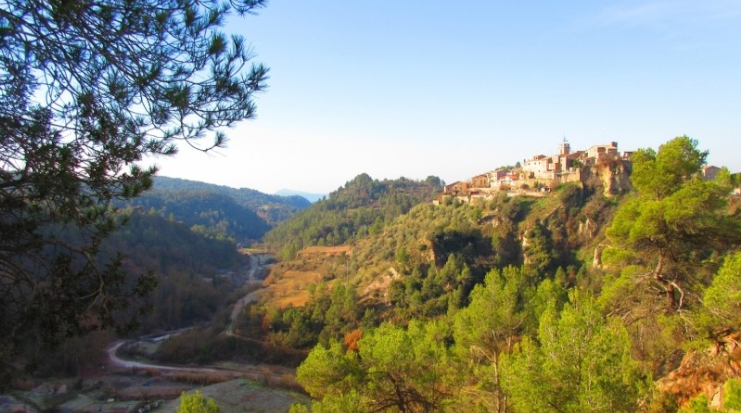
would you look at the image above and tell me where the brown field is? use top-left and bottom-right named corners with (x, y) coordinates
top-left (297, 245), bottom-right (353, 256)
top-left (262, 270), bottom-right (343, 308)
top-left (262, 270), bottom-right (323, 308)
top-left (259, 245), bottom-right (352, 308)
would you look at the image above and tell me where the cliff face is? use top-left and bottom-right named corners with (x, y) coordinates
top-left (657, 333), bottom-right (741, 409)
top-left (585, 159), bottom-right (632, 196)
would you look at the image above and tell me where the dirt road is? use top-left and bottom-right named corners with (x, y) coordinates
top-left (226, 252), bottom-right (273, 334)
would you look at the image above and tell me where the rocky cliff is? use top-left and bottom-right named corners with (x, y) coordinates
top-left (657, 333), bottom-right (741, 409)
top-left (585, 158), bottom-right (632, 196)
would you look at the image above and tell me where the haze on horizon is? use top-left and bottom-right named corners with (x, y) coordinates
top-left (149, 0), bottom-right (741, 195)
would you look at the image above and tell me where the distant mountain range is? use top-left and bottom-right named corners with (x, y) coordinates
top-left (275, 189), bottom-right (327, 203)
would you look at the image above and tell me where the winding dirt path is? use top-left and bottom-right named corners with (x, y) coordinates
top-left (105, 252), bottom-right (293, 382)
top-left (107, 340), bottom-right (295, 384)
top-left (227, 252), bottom-right (271, 334)
top-left (107, 341), bottom-right (217, 372)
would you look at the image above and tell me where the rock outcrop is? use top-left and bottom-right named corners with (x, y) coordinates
top-left (586, 159), bottom-right (632, 196)
top-left (656, 333), bottom-right (741, 409)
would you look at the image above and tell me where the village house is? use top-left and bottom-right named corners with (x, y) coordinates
top-left (522, 155), bottom-right (550, 177)
top-left (471, 173), bottom-right (490, 188)
top-left (443, 181), bottom-right (470, 196)
top-left (583, 142), bottom-right (619, 166)
top-left (702, 165), bottom-right (721, 181)
top-left (495, 172), bottom-right (520, 189)
top-left (488, 169), bottom-right (509, 186)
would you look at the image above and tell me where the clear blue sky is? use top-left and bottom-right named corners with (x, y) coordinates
top-left (151, 0), bottom-right (741, 195)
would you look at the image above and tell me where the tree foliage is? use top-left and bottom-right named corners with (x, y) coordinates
top-left (178, 390), bottom-right (220, 413)
top-left (452, 266), bottom-right (530, 412)
top-left (503, 290), bottom-right (642, 413)
top-left (677, 378), bottom-right (741, 413)
top-left (695, 251), bottom-right (741, 339)
top-left (0, 0), bottom-right (268, 377)
top-left (297, 321), bottom-right (459, 413)
top-left (264, 174), bottom-right (443, 255)
top-left (605, 136), bottom-right (738, 311)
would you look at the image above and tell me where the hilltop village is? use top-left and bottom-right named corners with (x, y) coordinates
top-left (438, 139), bottom-right (721, 202)
top-left (438, 139), bottom-right (634, 203)
top-left (440, 139), bottom-right (724, 203)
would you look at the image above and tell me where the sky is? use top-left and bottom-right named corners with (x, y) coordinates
top-left (150, 0), bottom-right (741, 195)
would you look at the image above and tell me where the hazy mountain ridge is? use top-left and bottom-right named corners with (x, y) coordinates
top-left (275, 189), bottom-right (326, 203)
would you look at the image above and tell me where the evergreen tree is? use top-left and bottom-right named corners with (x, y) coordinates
top-left (503, 290), bottom-right (642, 413)
top-left (297, 321), bottom-right (459, 412)
top-left (453, 266), bottom-right (527, 412)
top-left (0, 0), bottom-right (268, 379)
top-left (605, 136), bottom-right (738, 311)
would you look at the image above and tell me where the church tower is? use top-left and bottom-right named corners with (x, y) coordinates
top-left (558, 137), bottom-right (570, 156)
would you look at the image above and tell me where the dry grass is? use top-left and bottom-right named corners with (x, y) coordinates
top-left (169, 372), bottom-right (232, 385)
top-left (262, 270), bottom-right (323, 308)
top-left (298, 245), bottom-right (353, 256)
top-left (260, 245), bottom-right (352, 308)
top-left (158, 378), bottom-right (309, 413)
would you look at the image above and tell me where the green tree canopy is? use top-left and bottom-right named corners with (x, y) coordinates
top-left (605, 136), bottom-right (739, 311)
top-left (452, 266), bottom-right (529, 411)
top-left (178, 390), bottom-right (220, 413)
top-left (297, 321), bottom-right (459, 412)
top-left (0, 0), bottom-right (268, 378)
top-left (695, 251), bottom-right (741, 339)
top-left (503, 290), bottom-right (642, 413)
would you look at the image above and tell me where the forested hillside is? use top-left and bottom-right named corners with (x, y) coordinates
top-left (124, 190), bottom-right (271, 242)
top-left (18, 177), bottom-right (313, 379)
top-left (106, 209), bottom-right (244, 332)
top-left (263, 173), bottom-right (445, 259)
top-left (120, 176), bottom-right (315, 244)
top-left (30, 208), bottom-right (243, 377)
top-left (153, 176), bottom-right (311, 224)
top-left (243, 137), bottom-right (740, 413)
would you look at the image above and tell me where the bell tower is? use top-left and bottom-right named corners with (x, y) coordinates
top-left (558, 136), bottom-right (570, 156)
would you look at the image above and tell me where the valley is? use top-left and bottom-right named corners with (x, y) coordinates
top-left (3, 2), bottom-right (738, 412)
top-left (2, 139), bottom-right (740, 413)
top-left (2, 251), bottom-right (309, 413)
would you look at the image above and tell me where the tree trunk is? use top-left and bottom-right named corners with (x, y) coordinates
top-left (652, 253), bottom-right (680, 311)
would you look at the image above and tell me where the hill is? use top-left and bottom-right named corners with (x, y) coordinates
top-left (154, 176), bottom-right (311, 224)
top-left (257, 179), bottom-right (615, 340)
top-left (262, 173), bottom-right (445, 260)
top-left (120, 177), bottom-right (315, 244)
top-left (124, 189), bottom-right (271, 243)
top-left (28, 208), bottom-right (246, 378)
top-left (104, 209), bottom-right (243, 331)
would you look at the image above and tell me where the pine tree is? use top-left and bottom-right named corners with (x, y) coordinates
top-left (0, 0), bottom-right (268, 379)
